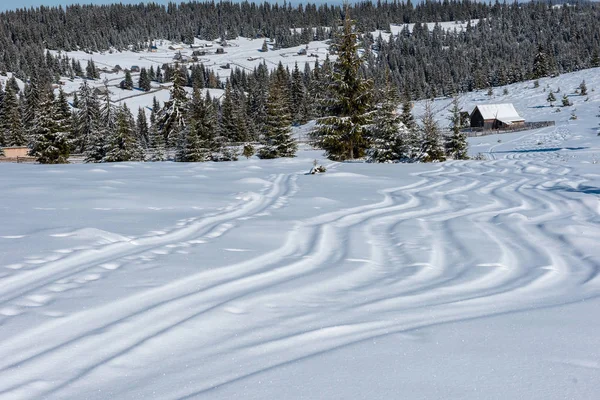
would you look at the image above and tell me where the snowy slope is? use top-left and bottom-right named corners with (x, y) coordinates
top-left (1, 70), bottom-right (600, 399)
top-left (52, 37), bottom-right (329, 112)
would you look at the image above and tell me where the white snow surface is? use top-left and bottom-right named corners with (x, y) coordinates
top-left (1, 69), bottom-right (600, 399)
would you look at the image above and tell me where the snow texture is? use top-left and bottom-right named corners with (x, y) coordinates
top-left (1, 67), bottom-right (600, 400)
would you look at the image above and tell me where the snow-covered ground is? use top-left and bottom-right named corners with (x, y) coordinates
top-left (51, 37), bottom-right (329, 112)
top-left (1, 68), bottom-right (600, 399)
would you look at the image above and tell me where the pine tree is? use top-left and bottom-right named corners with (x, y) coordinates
top-left (0, 82), bottom-right (26, 146)
top-left (86, 60), bottom-right (98, 80)
top-left (136, 107), bottom-right (149, 148)
top-left (30, 92), bottom-right (70, 164)
top-left (54, 88), bottom-right (73, 140)
top-left (76, 80), bottom-right (101, 154)
top-left (290, 62), bottom-right (309, 125)
top-left (104, 104), bottom-right (145, 162)
top-left (123, 70), bottom-right (134, 90)
top-left (310, 8), bottom-right (374, 161)
top-left (139, 68), bottom-right (151, 92)
top-left (158, 64), bottom-right (188, 146)
top-left (150, 96), bottom-right (160, 125)
top-left (532, 46), bottom-right (550, 79)
top-left (261, 39), bottom-right (268, 52)
top-left (23, 78), bottom-right (41, 136)
top-left (562, 94), bottom-right (571, 107)
top-left (258, 78), bottom-right (296, 159)
top-left (445, 95), bottom-right (469, 160)
top-left (176, 121), bottom-right (209, 162)
top-left (148, 123), bottom-right (166, 161)
top-left (547, 92), bottom-right (556, 106)
top-left (220, 80), bottom-right (247, 143)
top-left (366, 77), bottom-right (408, 163)
top-left (84, 87), bottom-right (111, 162)
top-left (420, 101), bottom-right (446, 163)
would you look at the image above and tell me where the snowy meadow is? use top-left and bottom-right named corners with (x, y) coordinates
top-left (1, 68), bottom-right (600, 399)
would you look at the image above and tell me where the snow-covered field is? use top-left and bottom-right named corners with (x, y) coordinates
top-left (1, 68), bottom-right (600, 399)
top-left (51, 37), bottom-right (330, 112)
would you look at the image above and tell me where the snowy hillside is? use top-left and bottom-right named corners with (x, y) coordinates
top-left (1, 68), bottom-right (599, 399)
top-left (51, 37), bottom-right (330, 112)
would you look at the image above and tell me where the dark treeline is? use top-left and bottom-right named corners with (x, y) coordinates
top-left (2, 0), bottom-right (600, 98)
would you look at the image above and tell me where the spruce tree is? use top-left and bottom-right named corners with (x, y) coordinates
top-left (104, 104), bottom-right (145, 162)
top-left (23, 78), bottom-right (41, 136)
top-left (86, 60), bottom-right (99, 80)
top-left (310, 8), bottom-right (374, 161)
top-left (148, 123), bottom-right (166, 161)
top-left (136, 107), bottom-right (149, 148)
top-left (84, 88), bottom-right (111, 162)
top-left (290, 62), bottom-right (309, 125)
top-left (76, 80), bottom-right (101, 154)
top-left (420, 101), bottom-right (446, 163)
top-left (366, 77), bottom-right (408, 163)
top-left (139, 68), bottom-right (151, 91)
top-left (258, 78), bottom-right (296, 159)
top-left (176, 121), bottom-right (209, 162)
top-left (158, 64), bottom-right (188, 146)
top-left (0, 83), bottom-right (26, 146)
top-left (547, 92), bottom-right (556, 107)
top-left (220, 80), bottom-right (247, 143)
top-left (30, 92), bottom-right (70, 164)
top-left (123, 70), bottom-right (134, 90)
top-left (445, 95), bottom-right (469, 160)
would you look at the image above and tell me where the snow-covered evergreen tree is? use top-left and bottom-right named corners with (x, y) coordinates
top-left (220, 80), bottom-right (248, 143)
top-left (54, 89), bottom-right (72, 135)
top-left (290, 62), bottom-right (309, 125)
top-left (84, 88), bottom-right (112, 162)
top-left (85, 59), bottom-right (99, 80)
top-left (123, 70), bottom-right (134, 90)
top-left (29, 92), bottom-right (70, 164)
top-left (366, 78), bottom-right (408, 163)
top-left (76, 80), bottom-right (101, 154)
top-left (310, 8), bottom-right (374, 161)
top-left (445, 95), bottom-right (469, 160)
top-left (139, 68), bottom-right (151, 91)
top-left (0, 81), bottom-right (26, 146)
top-left (420, 101), bottom-right (446, 163)
top-left (136, 107), bottom-right (149, 148)
top-left (23, 77), bottom-right (41, 138)
top-left (176, 121), bottom-right (209, 162)
top-left (158, 64), bottom-right (188, 146)
top-left (258, 78), bottom-right (296, 159)
top-left (148, 123), bottom-right (166, 161)
top-left (103, 104), bottom-right (145, 162)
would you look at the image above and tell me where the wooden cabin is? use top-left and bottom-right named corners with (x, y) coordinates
top-left (470, 104), bottom-right (525, 129)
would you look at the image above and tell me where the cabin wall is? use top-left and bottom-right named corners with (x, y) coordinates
top-left (470, 109), bottom-right (485, 128)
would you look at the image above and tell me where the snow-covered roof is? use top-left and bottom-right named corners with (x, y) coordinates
top-left (472, 103), bottom-right (524, 124)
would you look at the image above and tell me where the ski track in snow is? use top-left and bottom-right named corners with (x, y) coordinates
top-left (0, 150), bottom-right (599, 399)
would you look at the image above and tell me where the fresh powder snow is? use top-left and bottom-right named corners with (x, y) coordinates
top-left (1, 70), bottom-right (600, 400)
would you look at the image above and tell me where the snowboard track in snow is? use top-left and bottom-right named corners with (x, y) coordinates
top-left (0, 158), bottom-right (599, 399)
